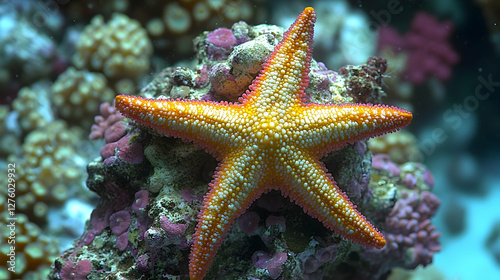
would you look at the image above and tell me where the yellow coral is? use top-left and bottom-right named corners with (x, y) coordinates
top-left (73, 13), bottom-right (152, 80)
top-left (0, 210), bottom-right (59, 280)
top-left (12, 82), bottom-right (53, 134)
top-left (51, 67), bottom-right (115, 128)
top-left (368, 130), bottom-right (422, 164)
top-left (164, 2), bottom-right (191, 34)
top-left (0, 121), bottom-right (85, 225)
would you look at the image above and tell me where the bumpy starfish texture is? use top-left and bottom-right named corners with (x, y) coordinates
top-left (115, 7), bottom-right (412, 280)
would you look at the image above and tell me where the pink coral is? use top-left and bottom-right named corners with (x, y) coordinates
top-left (89, 102), bottom-right (124, 140)
top-left (100, 142), bottom-right (118, 159)
top-left (116, 134), bottom-right (144, 164)
top-left (206, 28), bottom-right (237, 61)
top-left (104, 121), bottom-right (127, 143)
top-left (60, 259), bottom-right (92, 280)
top-left (101, 134), bottom-right (145, 164)
top-left (372, 154), bottom-right (400, 176)
top-left (89, 101), bottom-right (144, 164)
top-left (377, 11), bottom-right (459, 84)
top-left (207, 28), bottom-right (237, 48)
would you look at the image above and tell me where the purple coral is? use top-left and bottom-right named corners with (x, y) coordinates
top-left (159, 215), bottom-right (186, 238)
top-left (206, 28), bottom-right (237, 61)
top-left (109, 210), bottom-right (131, 235)
top-left (423, 170), bottom-right (435, 187)
top-left (404, 173), bottom-right (418, 189)
top-left (378, 12), bottom-right (459, 84)
top-left (104, 122), bottom-right (127, 143)
top-left (89, 102), bottom-right (144, 164)
top-left (372, 154), bottom-right (400, 176)
top-left (136, 253), bottom-right (153, 272)
top-left (60, 259), bottom-right (92, 280)
top-left (102, 134), bottom-right (145, 164)
top-left (238, 211), bottom-right (260, 234)
top-left (132, 190), bottom-right (149, 212)
top-left (90, 206), bottom-right (110, 234)
top-left (207, 28), bottom-right (237, 48)
top-left (89, 102), bottom-right (125, 141)
top-left (116, 232), bottom-right (129, 251)
top-left (252, 251), bottom-right (288, 279)
top-left (383, 190), bottom-right (441, 268)
top-left (116, 134), bottom-right (144, 164)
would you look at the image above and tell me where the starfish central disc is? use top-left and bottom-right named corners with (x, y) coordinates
top-left (115, 7), bottom-right (412, 280)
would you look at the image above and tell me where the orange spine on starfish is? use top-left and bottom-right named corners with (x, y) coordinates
top-left (241, 7), bottom-right (315, 109)
top-left (115, 96), bottom-right (245, 159)
top-left (299, 103), bottom-right (413, 157)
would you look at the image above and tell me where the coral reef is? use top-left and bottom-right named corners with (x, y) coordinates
top-left (48, 19), bottom-right (440, 280)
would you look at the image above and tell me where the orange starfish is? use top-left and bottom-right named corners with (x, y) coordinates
top-left (115, 7), bottom-right (412, 279)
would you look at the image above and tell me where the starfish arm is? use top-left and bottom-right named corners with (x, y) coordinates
top-left (115, 95), bottom-right (245, 157)
top-left (296, 103), bottom-right (413, 156)
top-left (242, 7), bottom-right (315, 112)
top-left (189, 148), bottom-right (269, 280)
top-left (276, 146), bottom-right (386, 249)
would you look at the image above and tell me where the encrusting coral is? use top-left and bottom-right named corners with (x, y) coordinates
top-left (49, 8), bottom-right (440, 280)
